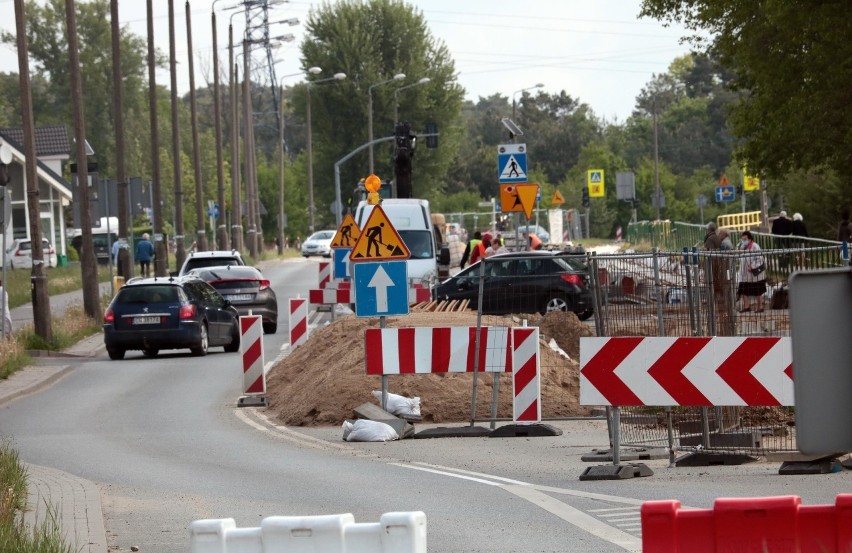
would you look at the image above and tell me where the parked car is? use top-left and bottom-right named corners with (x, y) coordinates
top-left (188, 265), bottom-right (278, 334)
top-left (301, 230), bottom-right (335, 258)
top-left (177, 249), bottom-right (245, 276)
top-left (4, 238), bottom-right (57, 269)
top-left (103, 275), bottom-right (241, 360)
top-left (515, 225), bottom-right (551, 244)
top-left (433, 251), bottom-right (594, 318)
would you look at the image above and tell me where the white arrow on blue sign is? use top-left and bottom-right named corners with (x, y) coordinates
top-left (353, 260), bottom-right (409, 317)
top-left (333, 248), bottom-right (351, 280)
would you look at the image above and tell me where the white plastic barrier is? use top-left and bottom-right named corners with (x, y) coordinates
top-left (190, 511), bottom-right (427, 553)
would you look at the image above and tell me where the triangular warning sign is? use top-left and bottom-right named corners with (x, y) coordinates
top-left (551, 190), bottom-right (565, 206)
top-left (499, 154), bottom-right (527, 180)
top-left (719, 174), bottom-right (730, 186)
top-left (350, 205), bottom-right (410, 262)
top-left (331, 213), bottom-right (360, 248)
top-left (515, 183), bottom-right (539, 220)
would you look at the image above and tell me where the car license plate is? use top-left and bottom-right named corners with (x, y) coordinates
top-left (133, 316), bottom-right (160, 325)
top-left (227, 294), bottom-right (252, 301)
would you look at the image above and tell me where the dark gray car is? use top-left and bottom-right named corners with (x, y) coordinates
top-left (189, 265), bottom-right (278, 334)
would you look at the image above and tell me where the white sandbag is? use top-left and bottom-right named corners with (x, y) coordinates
top-left (372, 391), bottom-right (421, 417)
top-left (342, 419), bottom-right (399, 442)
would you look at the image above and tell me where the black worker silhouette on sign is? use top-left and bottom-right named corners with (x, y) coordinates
top-left (340, 223), bottom-right (353, 246)
top-left (508, 158), bottom-right (519, 178)
top-left (511, 188), bottom-right (522, 208)
top-left (366, 222), bottom-right (385, 257)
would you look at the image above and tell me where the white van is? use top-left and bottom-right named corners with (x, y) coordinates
top-left (354, 199), bottom-right (439, 286)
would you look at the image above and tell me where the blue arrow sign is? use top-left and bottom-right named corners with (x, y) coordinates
top-left (353, 260), bottom-right (409, 317)
top-left (715, 185), bottom-right (736, 202)
top-left (333, 247), bottom-right (351, 280)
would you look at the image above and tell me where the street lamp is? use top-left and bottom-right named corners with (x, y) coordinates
top-left (512, 83), bottom-right (544, 123)
top-left (276, 71), bottom-right (302, 254)
top-left (306, 67), bottom-right (346, 234)
top-left (394, 77), bottom-right (430, 123)
top-left (368, 73), bottom-right (405, 174)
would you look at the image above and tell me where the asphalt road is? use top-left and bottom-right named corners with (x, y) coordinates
top-left (1, 257), bottom-right (850, 552)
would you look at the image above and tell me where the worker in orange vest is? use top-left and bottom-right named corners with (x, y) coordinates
top-left (528, 232), bottom-right (543, 251)
top-left (469, 233), bottom-right (492, 265)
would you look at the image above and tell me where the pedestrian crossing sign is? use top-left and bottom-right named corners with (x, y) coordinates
top-left (349, 205), bottom-right (410, 262)
top-left (497, 143), bottom-right (527, 183)
top-left (331, 213), bottom-right (360, 248)
top-left (587, 169), bottom-right (605, 198)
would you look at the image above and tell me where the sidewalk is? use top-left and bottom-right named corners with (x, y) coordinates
top-left (1, 326), bottom-right (108, 553)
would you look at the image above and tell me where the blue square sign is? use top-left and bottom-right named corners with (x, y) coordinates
top-left (353, 260), bottom-right (409, 317)
top-left (498, 143), bottom-right (527, 183)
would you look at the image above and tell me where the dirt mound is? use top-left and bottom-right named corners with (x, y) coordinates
top-left (264, 311), bottom-right (593, 426)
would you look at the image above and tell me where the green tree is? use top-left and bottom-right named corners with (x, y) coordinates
top-left (293, 0), bottom-right (465, 215)
top-left (1, 0), bottom-right (152, 178)
top-left (640, 1), bottom-right (852, 188)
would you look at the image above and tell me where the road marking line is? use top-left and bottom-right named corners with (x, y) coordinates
top-left (409, 462), bottom-right (531, 486)
top-left (502, 485), bottom-right (642, 553)
top-left (589, 506), bottom-right (641, 513)
top-left (387, 463), bottom-right (504, 486)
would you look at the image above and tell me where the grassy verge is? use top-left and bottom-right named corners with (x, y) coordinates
top-left (0, 442), bottom-right (74, 553)
top-left (3, 265), bottom-right (112, 309)
top-left (0, 302), bottom-right (103, 380)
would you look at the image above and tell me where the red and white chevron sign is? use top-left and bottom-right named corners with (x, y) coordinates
top-left (288, 298), bottom-right (308, 349)
top-left (580, 336), bottom-right (793, 407)
top-left (309, 288), bottom-right (351, 305)
top-left (365, 326), bottom-right (513, 375)
top-left (239, 315), bottom-right (265, 396)
top-left (318, 262), bottom-right (332, 289)
top-left (512, 328), bottom-right (540, 423)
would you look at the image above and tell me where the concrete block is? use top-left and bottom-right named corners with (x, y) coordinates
top-left (352, 402), bottom-right (415, 439)
top-left (779, 458), bottom-right (843, 475)
top-left (413, 426), bottom-right (492, 439)
top-left (580, 448), bottom-right (668, 462)
top-left (489, 423), bottom-right (562, 438)
top-left (579, 463), bottom-right (653, 481)
top-left (674, 452), bottom-right (758, 466)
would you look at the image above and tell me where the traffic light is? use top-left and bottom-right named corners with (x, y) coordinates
top-left (394, 123), bottom-right (416, 198)
top-left (425, 122), bottom-right (438, 149)
top-left (582, 186), bottom-right (590, 208)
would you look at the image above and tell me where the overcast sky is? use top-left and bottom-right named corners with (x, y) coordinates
top-left (0, 0), bottom-right (694, 122)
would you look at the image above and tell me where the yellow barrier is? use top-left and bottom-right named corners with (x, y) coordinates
top-left (717, 211), bottom-right (762, 231)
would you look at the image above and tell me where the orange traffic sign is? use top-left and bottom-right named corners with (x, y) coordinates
top-left (551, 190), bottom-right (565, 206)
top-left (331, 213), bottom-right (360, 248)
top-left (499, 183), bottom-right (539, 220)
top-left (719, 174), bottom-right (730, 186)
top-left (350, 205), bottom-right (410, 261)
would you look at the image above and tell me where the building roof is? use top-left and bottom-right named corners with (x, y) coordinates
top-left (0, 124), bottom-right (70, 157)
top-left (0, 127), bottom-right (71, 200)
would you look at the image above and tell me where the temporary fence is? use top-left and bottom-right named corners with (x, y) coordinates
top-left (456, 241), bottom-right (847, 458)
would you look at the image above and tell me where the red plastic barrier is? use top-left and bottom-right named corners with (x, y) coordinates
top-left (641, 494), bottom-right (852, 553)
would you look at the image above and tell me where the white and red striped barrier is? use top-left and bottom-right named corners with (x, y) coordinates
top-left (408, 285), bottom-right (431, 304)
top-left (318, 261), bottom-right (332, 289)
top-left (310, 288), bottom-right (351, 306)
top-left (239, 315), bottom-right (265, 397)
top-left (365, 326), bottom-right (513, 374)
top-left (579, 336), bottom-right (793, 407)
top-left (512, 327), bottom-right (541, 423)
top-left (288, 298), bottom-right (308, 349)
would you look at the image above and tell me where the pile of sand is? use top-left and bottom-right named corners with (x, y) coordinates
top-left (264, 310), bottom-right (594, 426)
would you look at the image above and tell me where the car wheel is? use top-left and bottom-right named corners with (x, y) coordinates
top-left (107, 348), bottom-right (125, 360)
top-left (142, 348), bottom-right (159, 358)
top-left (223, 323), bottom-right (240, 353)
top-left (578, 309), bottom-right (594, 321)
top-left (190, 322), bottom-right (209, 356)
top-left (263, 321), bottom-right (277, 334)
top-left (542, 295), bottom-right (570, 314)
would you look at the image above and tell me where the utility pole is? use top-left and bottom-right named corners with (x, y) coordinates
top-left (110, 0), bottom-right (131, 278)
top-left (211, 8), bottom-right (228, 250)
top-left (15, 0), bottom-right (51, 340)
top-left (242, 40), bottom-right (257, 258)
top-left (653, 100), bottom-right (661, 222)
top-left (229, 26), bottom-right (243, 252)
top-left (186, 1), bottom-right (207, 252)
top-left (147, 0), bottom-right (166, 276)
top-left (66, 0), bottom-right (100, 323)
top-left (168, 0), bottom-right (186, 269)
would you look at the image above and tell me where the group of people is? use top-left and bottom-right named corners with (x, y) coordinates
top-left (459, 231), bottom-right (510, 269)
top-left (704, 222), bottom-right (767, 315)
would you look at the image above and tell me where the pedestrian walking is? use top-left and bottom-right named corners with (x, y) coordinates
top-left (837, 208), bottom-right (851, 243)
top-left (136, 233), bottom-right (155, 278)
top-left (737, 230), bottom-right (767, 313)
top-left (459, 231), bottom-right (482, 269)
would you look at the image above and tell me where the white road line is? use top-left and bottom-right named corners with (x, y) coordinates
top-left (589, 506), bottom-right (642, 513)
top-left (600, 514), bottom-right (641, 521)
top-left (387, 463), bottom-right (504, 486)
top-left (409, 461), bottom-right (531, 486)
top-left (503, 485), bottom-right (642, 553)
